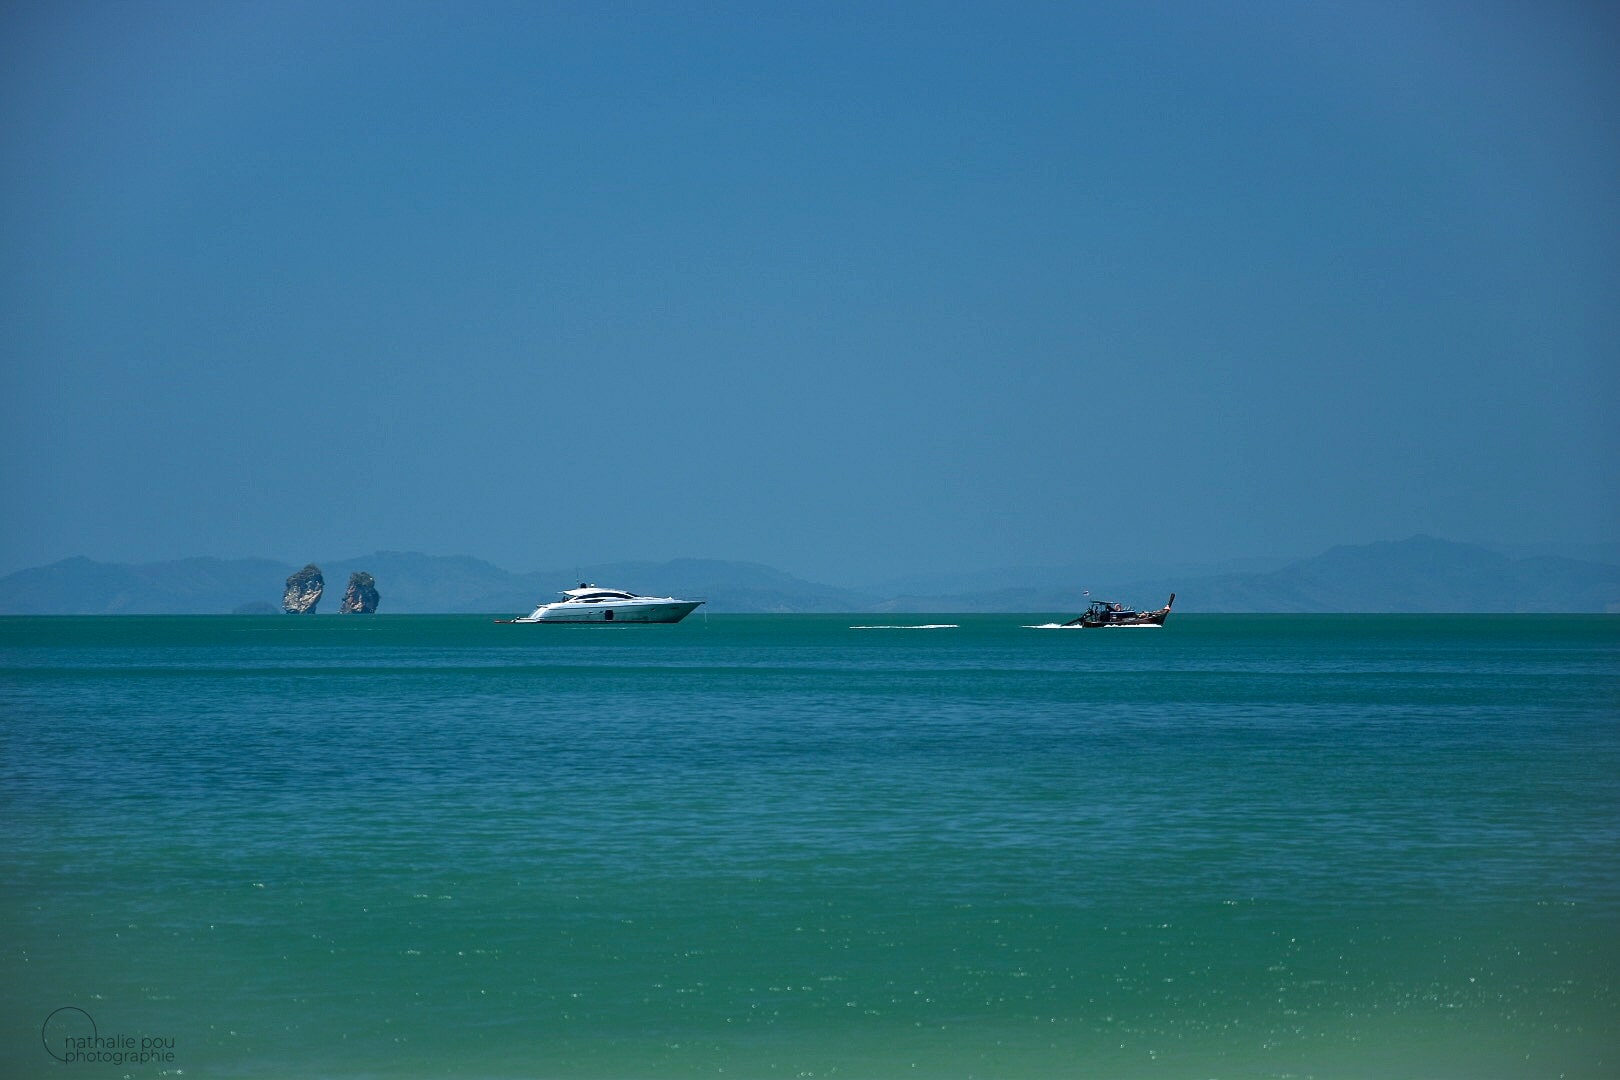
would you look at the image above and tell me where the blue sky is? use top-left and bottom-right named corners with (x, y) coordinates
top-left (4, 1), bottom-right (1616, 584)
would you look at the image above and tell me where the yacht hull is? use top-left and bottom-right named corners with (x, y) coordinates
top-left (498, 584), bottom-right (706, 625)
top-left (508, 600), bottom-right (703, 624)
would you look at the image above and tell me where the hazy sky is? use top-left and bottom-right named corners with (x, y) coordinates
top-left (4, 1), bottom-right (1617, 584)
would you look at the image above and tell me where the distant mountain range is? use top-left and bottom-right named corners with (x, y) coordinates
top-left (0, 537), bottom-right (1616, 615)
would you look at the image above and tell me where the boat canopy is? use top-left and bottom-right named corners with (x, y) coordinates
top-left (562, 586), bottom-right (639, 601)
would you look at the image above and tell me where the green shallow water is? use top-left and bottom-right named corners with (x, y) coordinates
top-left (2, 614), bottom-right (1617, 1078)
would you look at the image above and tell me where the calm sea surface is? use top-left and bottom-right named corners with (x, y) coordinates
top-left (2, 614), bottom-right (1616, 1079)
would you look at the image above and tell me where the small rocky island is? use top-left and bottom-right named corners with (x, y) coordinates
top-left (279, 564), bottom-right (380, 614)
top-left (340, 571), bottom-right (380, 614)
top-left (283, 564), bottom-right (324, 613)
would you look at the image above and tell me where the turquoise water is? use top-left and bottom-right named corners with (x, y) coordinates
top-left (2, 614), bottom-right (1617, 1078)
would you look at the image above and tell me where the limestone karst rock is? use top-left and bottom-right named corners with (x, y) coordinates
top-left (282, 564), bottom-right (324, 613)
top-left (340, 571), bottom-right (380, 614)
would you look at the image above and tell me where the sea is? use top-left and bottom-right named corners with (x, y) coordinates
top-left (2, 613), bottom-right (1616, 1079)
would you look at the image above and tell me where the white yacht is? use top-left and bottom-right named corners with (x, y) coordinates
top-left (502, 584), bottom-right (704, 624)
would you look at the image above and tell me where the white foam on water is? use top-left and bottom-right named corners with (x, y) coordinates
top-left (849, 624), bottom-right (959, 630)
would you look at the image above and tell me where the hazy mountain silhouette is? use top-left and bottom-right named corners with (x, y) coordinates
top-left (0, 537), bottom-right (1614, 614)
